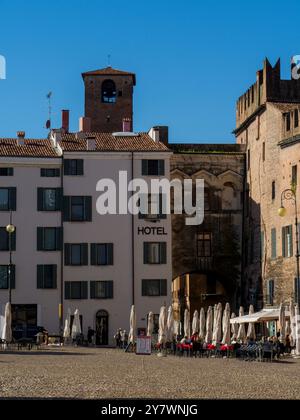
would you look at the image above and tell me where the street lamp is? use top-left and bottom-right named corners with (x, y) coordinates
top-left (6, 215), bottom-right (15, 304)
top-left (278, 187), bottom-right (300, 306)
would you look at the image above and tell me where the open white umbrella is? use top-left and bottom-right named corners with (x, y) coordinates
top-left (166, 306), bottom-right (174, 342)
top-left (183, 309), bottom-right (190, 338)
top-left (231, 312), bottom-right (238, 341)
top-left (1, 302), bottom-right (12, 345)
top-left (199, 308), bottom-right (206, 340)
top-left (205, 306), bottom-right (213, 343)
top-left (222, 303), bottom-right (231, 345)
top-left (147, 311), bottom-right (154, 337)
top-left (192, 310), bottom-right (199, 335)
top-left (158, 305), bottom-right (167, 345)
top-left (237, 306), bottom-right (246, 343)
top-left (246, 305), bottom-right (256, 340)
top-left (128, 305), bottom-right (136, 344)
top-left (279, 302), bottom-right (286, 345)
top-left (71, 309), bottom-right (81, 339)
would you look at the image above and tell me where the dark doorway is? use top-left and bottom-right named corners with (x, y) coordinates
top-left (96, 310), bottom-right (108, 345)
top-left (11, 304), bottom-right (37, 340)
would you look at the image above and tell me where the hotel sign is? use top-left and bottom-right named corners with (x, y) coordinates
top-left (137, 226), bottom-right (167, 235)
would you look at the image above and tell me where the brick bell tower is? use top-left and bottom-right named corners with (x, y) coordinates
top-left (82, 66), bottom-right (136, 132)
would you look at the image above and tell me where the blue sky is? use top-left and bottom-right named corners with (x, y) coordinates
top-left (0, 0), bottom-right (299, 143)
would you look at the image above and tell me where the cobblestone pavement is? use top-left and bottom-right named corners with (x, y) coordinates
top-left (1, 346), bottom-right (300, 399)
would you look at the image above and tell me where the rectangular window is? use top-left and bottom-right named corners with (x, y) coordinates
top-left (262, 142), bottom-right (265, 162)
top-left (40, 168), bottom-right (60, 177)
top-left (0, 227), bottom-right (16, 251)
top-left (64, 243), bottom-right (88, 265)
top-left (142, 160), bottom-right (165, 176)
top-left (90, 244), bottom-right (113, 265)
top-left (286, 113), bottom-right (291, 131)
top-left (64, 159), bottom-right (84, 176)
top-left (142, 279), bottom-right (167, 296)
top-left (282, 225), bottom-right (293, 258)
top-left (143, 242), bottom-right (167, 264)
top-left (292, 165), bottom-right (298, 186)
top-left (139, 193), bottom-right (167, 219)
top-left (65, 281), bottom-right (88, 299)
top-left (37, 188), bottom-right (62, 211)
top-left (37, 265), bottom-right (57, 289)
top-left (90, 281), bottom-right (113, 299)
top-left (0, 265), bottom-right (15, 289)
top-left (295, 109), bottom-right (299, 128)
top-left (197, 232), bottom-right (212, 257)
top-left (271, 228), bottom-right (277, 259)
top-left (294, 277), bottom-right (300, 304)
top-left (63, 196), bottom-right (92, 221)
top-left (0, 187), bottom-right (16, 211)
top-left (272, 181), bottom-right (276, 200)
top-left (37, 227), bottom-right (62, 251)
top-left (267, 279), bottom-right (274, 305)
top-left (0, 167), bottom-right (14, 176)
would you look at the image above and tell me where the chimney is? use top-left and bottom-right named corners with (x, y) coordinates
top-left (148, 127), bottom-right (160, 142)
top-left (86, 136), bottom-right (96, 151)
top-left (122, 118), bottom-right (132, 132)
top-left (62, 110), bottom-right (69, 132)
top-left (148, 126), bottom-right (169, 145)
top-left (17, 131), bottom-right (25, 146)
top-left (79, 117), bottom-right (91, 132)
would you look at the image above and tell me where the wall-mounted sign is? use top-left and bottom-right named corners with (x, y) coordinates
top-left (137, 226), bottom-right (167, 235)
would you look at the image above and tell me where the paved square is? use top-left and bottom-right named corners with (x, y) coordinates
top-left (1, 347), bottom-right (300, 399)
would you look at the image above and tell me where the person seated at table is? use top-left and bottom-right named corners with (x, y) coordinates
top-left (180, 336), bottom-right (191, 344)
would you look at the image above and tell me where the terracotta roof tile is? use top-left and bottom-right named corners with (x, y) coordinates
top-left (0, 138), bottom-right (58, 158)
top-left (60, 132), bottom-right (169, 152)
top-left (82, 66), bottom-right (136, 85)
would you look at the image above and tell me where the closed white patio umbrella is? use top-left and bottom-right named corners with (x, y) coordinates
top-left (279, 302), bottom-right (286, 345)
top-left (295, 304), bottom-right (300, 356)
top-left (231, 312), bottom-right (238, 341)
top-left (71, 309), bottom-right (81, 339)
top-left (199, 308), bottom-right (206, 340)
top-left (158, 305), bottom-right (167, 345)
top-left (205, 306), bottom-right (213, 343)
top-left (222, 303), bottom-right (231, 345)
top-left (213, 304), bottom-right (218, 337)
top-left (63, 307), bottom-right (72, 340)
top-left (246, 305), bottom-right (256, 340)
top-left (192, 310), bottom-right (199, 335)
top-left (212, 303), bottom-right (222, 344)
top-left (173, 319), bottom-right (179, 337)
top-left (1, 302), bottom-right (12, 345)
top-left (147, 311), bottom-right (154, 337)
top-left (128, 305), bottom-right (136, 344)
top-left (184, 308), bottom-right (190, 338)
top-left (166, 306), bottom-right (174, 342)
top-left (237, 306), bottom-right (246, 343)
top-left (290, 299), bottom-right (296, 347)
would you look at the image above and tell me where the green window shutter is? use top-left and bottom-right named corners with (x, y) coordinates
top-left (142, 160), bottom-right (148, 175)
top-left (90, 244), bottom-right (97, 265)
top-left (77, 160), bottom-right (84, 175)
top-left (81, 244), bottom-right (88, 265)
top-left (56, 227), bottom-right (63, 251)
top-left (158, 160), bottom-right (165, 176)
top-left (64, 244), bottom-right (71, 265)
top-left (282, 227), bottom-right (286, 257)
top-left (142, 280), bottom-right (146, 296)
top-left (271, 228), bottom-right (276, 259)
top-left (143, 243), bottom-right (148, 264)
top-left (64, 160), bottom-right (70, 175)
top-left (37, 188), bottom-right (44, 211)
top-left (81, 281), bottom-right (88, 299)
top-left (63, 196), bottom-right (70, 221)
top-left (160, 243), bottom-right (167, 264)
top-left (37, 227), bottom-right (43, 251)
top-left (37, 265), bottom-right (44, 288)
top-left (107, 281), bottom-right (113, 298)
top-left (107, 244), bottom-right (113, 265)
top-left (65, 282), bottom-right (71, 299)
top-left (289, 225), bottom-right (293, 257)
top-left (10, 265), bottom-right (16, 289)
top-left (9, 187), bottom-right (16, 211)
top-left (160, 279), bottom-right (167, 296)
top-left (52, 265), bottom-right (57, 289)
top-left (56, 188), bottom-right (63, 211)
top-left (90, 281), bottom-right (96, 298)
top-left (84, 196), bottom-right (92, 221)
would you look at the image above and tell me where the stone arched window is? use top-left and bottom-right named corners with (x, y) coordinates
top-left (102, 79), bottom-right (116, 103)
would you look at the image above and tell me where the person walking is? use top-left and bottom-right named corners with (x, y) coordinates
top-left (87, 326), bottom-right (95, 346)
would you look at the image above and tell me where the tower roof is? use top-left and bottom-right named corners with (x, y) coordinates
top-left (82, 66), bottom-right (136, 85)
